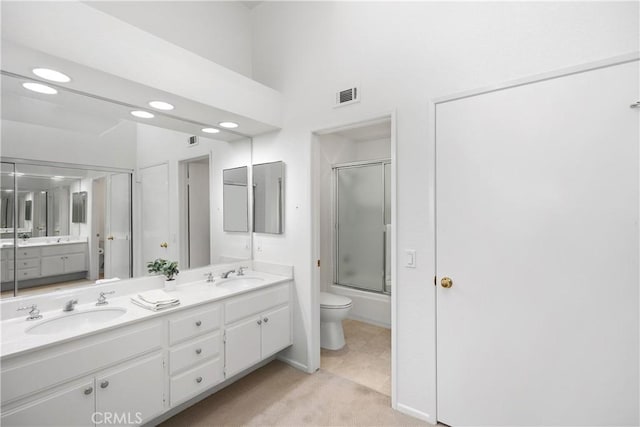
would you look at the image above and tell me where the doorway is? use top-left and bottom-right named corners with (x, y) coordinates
top-left (179, 157), bottom-right (211, 269)
top-left (312, 115), bottom-right (396, 398)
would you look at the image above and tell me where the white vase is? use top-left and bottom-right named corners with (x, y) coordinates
top-left (164, 279), bottom-right (176, 292)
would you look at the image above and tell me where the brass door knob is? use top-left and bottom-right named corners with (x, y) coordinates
top-left (107, 236), bottom-right (114, 240)
top-left (160, 242), bottom-right (168, 248)
top-left (441, 277), bottom-right (453, 288)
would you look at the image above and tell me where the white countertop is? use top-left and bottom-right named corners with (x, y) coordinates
top-left (0, 239), bottom-right (88, 249)
top-left (0, 270), bottom-right (290, 359)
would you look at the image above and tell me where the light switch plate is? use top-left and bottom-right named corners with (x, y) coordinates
top-left (405, 249), bottom-right (416, 268)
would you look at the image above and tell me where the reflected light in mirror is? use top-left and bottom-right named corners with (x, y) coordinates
top-left (148, 101), bottom-right (174, 110)
top-left (219, 121), bottom-right (238, 129)
top-left (131, 110), bottom-right (154, 119)
top-left (32, 68), bottom-right (71, 83)
top-left (22, 82), bottom-right (57, 95)
top-left (202, 128), bottom-right (220, 134)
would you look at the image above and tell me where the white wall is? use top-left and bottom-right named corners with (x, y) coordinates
top-left (87, 1), bottom-right (253, 78)
top-left (135, 124), bottom-right (252, 276)
top-left (250, 1), bottom-right (639, 421)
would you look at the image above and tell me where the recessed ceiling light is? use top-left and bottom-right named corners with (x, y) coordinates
top-left (23, 82), bottom-right (57, 95)
top-left (5, 189), bottom-right (13, 192)
top-left (202, 128), bottom-right (220, 134)
top-left (32, 68), bottom-right (71, 83)
top-left (219, 121), bottom-right (239, 129)
top-left (131, 111), bottom-right (154, 119)
top-left (9, 172), bottom-right (24, 177)
top-left (148, 101), bottom-right (174, 110)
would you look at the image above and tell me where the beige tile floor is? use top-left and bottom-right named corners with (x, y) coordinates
top-left (321, 319), bottom-right (391, 396)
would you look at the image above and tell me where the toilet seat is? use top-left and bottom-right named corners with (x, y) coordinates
top-left (320, 292), bottom-right (352, 309)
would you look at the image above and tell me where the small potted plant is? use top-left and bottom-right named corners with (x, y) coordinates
top-left (147, 258), bottom-right (180, 291)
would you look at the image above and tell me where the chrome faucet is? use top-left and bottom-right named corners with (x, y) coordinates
top-left (220, 269), bottom-right (236, 279)
top-left (18, 304), bottom-right (42, 321)
top-left (204, 272), bottom-right (215, 282)
top-left (63, 299), bottom-right (78, 312)
top-left (237, 266), bottom-right (248, 276)
top-left (96, 291), bottom-right (115, 306)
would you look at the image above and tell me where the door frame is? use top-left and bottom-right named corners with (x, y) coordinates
top-left (429, 51), bottom-right (640, 424)
top-left (177, 154), bottom-right (212, 270)
top-left (310, 111), bottom-right (398, 406)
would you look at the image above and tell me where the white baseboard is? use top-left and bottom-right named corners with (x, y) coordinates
top-left (396, 403), bottom-right (436, 425)
top-left (277, 355), bottom-right (311, 373)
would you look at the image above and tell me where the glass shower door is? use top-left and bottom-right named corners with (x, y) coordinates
top-left (335, 164), bottom-right (386, 292)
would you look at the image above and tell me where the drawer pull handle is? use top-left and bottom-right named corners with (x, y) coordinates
top-left (196, 376), bottom-right (203, 383)
top-left (195, 348), bottom-right (202, 354)
top-left (263, 317), bottom-right (269, 323)
top-left (100, 381), bottom-right (109, 389)
top-left (195, 320), bottom-right (202, 327)
top-left (257, 319), bottom-right (262, 325)
top-left (84, 387), bottom-right (93, 395)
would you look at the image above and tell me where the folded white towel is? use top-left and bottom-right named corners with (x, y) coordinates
top-left (137, 289), bottom-right (179, 305)
top-left (130, 297), bottom-right (180, 312)
top-left (96, 277), bottom-right (120, 285)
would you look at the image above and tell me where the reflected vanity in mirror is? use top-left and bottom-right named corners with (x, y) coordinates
top-left (223, 166), bottom-right (249, 232)
top-left (253, 161), bottom-right (284, 234)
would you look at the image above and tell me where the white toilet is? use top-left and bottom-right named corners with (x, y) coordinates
top-left (320, 292), bottom-right (353, 350)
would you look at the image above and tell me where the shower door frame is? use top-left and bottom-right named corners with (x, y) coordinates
top-left (332, 158), bottom-right (391, 295)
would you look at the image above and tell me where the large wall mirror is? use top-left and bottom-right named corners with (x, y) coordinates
top-left (253, 161), bottom-right (284, 234)
top-left (1, 65), bottom-right (253, 298)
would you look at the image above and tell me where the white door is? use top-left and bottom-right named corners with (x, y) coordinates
top-left (436, 61), bottom-right (639, 426)
top-left (187, 160), bottom-right (210, 268)
top-left (140, 164), bottom-right (170, 268)
top-left (105, 173), bottom-right (131, 279)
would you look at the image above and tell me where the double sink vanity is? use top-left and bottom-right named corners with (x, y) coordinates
top-left (0, 263), bottom-right (293, 426)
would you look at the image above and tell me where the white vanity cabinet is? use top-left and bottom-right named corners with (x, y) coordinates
top-left (3, 247), bottom-right (41, 282)
top-left (167, 303), bottom-right (224, 406)
top-left (224, 283), bottom-right (292, 377)
top-left (40, 243), bottom-right (87, 276)
top-left (1, 321), bottom-right (164, 427)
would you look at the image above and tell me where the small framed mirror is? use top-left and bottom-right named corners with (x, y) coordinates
top-left (72, 191), bottom-right (87, 223)
top-left (253, 161), bottom-right (284, 234)
top-left (223, 166), bottom-right (249, 232)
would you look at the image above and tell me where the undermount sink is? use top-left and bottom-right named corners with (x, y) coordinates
top-left (216, 276), bottom-right (264, 289)
top-left (25, 307), bottom-right (127, 335)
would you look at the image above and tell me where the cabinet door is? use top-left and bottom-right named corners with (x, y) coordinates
top-left (95, 353), bottom-right (164, 426)
top-left (225, 316), bottom-right (261, 377)
top-left (40, 256), bottom-right (64, 276)
top-left (64, 253), bottom-right (87, 273)
top-left (1, 380), bottom-right (95, 426)
top-left (261, 305), bottom-right (291, 357)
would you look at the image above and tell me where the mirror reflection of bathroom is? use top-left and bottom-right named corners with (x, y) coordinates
top-left (0, 163), bottom-right (132, 298)
top-left (179, 156), bottom-right (211, 269)
top-left (316, 117), bottom-right (392, 397)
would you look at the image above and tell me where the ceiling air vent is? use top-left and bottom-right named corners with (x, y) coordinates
top-left (188, 136), bottom-right (199, 147)
top-left (334, 86), bottom-right (360, 108)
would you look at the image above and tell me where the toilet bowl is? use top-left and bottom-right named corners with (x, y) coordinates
top-left (320, 292), bottom-right (353, 350)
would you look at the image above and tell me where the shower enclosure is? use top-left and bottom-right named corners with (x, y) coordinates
top-left (334, 160), bottom-right (391, 294)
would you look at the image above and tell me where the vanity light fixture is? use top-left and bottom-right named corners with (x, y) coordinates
top-left (131, 111), bottom-right (154, 119)
top-left (22, 82), bottom-right (57, 95)
top-left (148, 101), bottom-right (174, 111)
top-left (32, 68), bottom-right (71, 83)
top-left (202, 128), bottom-right (220, 134)
top-left (219, 121), bottom-right (239, 129)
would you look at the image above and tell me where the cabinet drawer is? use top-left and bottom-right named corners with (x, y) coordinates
top-left (170, 357), bottom-right (223, 406)
top-left (10, 248), bottom-right (40, 260)
top-left (14, 268), bottom-right (39, 280)
top-left (169, 304), bottom-right (221, 345)
top-left (40, 243), bottom-right (86, 257)
top-left (9, 259), bottom-right (40, 270)
top-left (225, 283), bottom-right (289, 324)
top-left (169, 332), bottom-right (221, 375)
